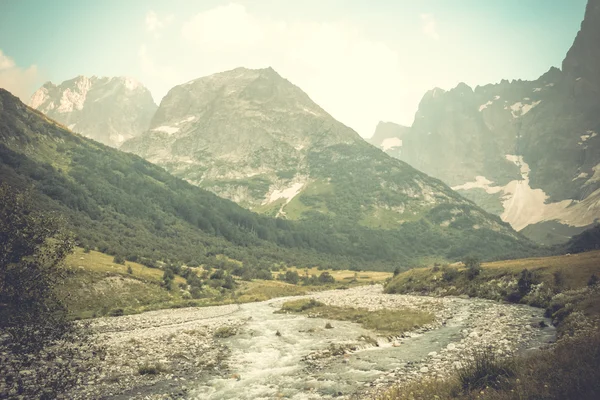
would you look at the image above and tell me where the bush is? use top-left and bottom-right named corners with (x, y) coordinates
top-left (113, 254), bottom-right (125, 265)
top-left (442, 266), bottom-right (459, 282)
top-left (518, 269), bottom-right (535, 296)
top-left (457, 351), bottom-right (515, 392)
top-left (318, 272), bottom-right (335, 284)
top-left (280, 270), bottom-right (300, 284)
top-left (464, 256), bottom-right (481, 280)
top-left (162, 267), bottom-right (175, 290)
top-left (127, 265), bottom-right (133, 274)
top-left (588, 274), bottom-right (599, 287)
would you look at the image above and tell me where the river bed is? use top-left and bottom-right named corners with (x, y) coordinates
top-left (73, 285), bottom-right (554, 400)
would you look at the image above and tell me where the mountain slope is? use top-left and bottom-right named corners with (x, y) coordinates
top-left (0, 88), bottom-right (543, 268)
top-left (29, 76), bottom-right (157, 147)
top-left (121, 67), bottom-right (525, 247)
top-left (386, 0), bottom-right (600, 244)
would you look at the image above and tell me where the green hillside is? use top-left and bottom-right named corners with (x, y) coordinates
top-left (0, 89), bottom-right (543, 270)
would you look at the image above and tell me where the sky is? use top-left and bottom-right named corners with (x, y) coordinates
top-left (0, 0), bottom-right (588, 137)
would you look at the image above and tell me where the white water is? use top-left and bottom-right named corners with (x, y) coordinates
top-left (190, 296), bottom-right (553, 399)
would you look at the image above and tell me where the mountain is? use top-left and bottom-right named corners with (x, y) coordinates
top-left (0, 88), bottom-right (543, 268)
top-left (29, 76), bottom-right (157, 147)
top-left (367, 121), bottom-right (410, 159)
top-left (119, 67), bottom-right (543, 263)
top-left (388, 0), bottom-right (600, 245)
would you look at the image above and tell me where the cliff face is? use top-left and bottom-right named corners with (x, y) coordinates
top-left (387, 2), bottom-right (600, 243)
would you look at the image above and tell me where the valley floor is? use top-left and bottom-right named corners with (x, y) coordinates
top-left (69, 285), bottom-right (552, 400)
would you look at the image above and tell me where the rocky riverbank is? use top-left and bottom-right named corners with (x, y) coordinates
top-left (68, 285), bottom-right (553, 399)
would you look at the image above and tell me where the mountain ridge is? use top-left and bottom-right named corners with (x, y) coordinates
top-left (373, 0), bottom-right (600, 244)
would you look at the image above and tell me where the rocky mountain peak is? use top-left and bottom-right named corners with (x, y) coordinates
top-left (29, 75), bottom-right (157, 147)
top-left (382, 0), bottom-right (600, 245)
top-left (562, 0), bottom-right (600, 91)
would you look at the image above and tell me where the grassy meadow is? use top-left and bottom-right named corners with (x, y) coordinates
top-left (60, 247), bottom-right (391, 319)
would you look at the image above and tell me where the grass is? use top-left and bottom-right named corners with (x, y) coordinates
top-left (274, 267), bottom-right (391, 283)
top-left (278, 298), bottom-right (434, 335)
top-left (214, 326), bottom-right (237, 338)
top-left (65, 247), bottom-right (186, 285)
top-left (61, 247), bottom-right (388, 319)
top-left (61, 247), bottom-right (190, 318)
top-left (385, 251), bottom-right (600, 302)
top-left (235, 280), bottom-right (311, 303)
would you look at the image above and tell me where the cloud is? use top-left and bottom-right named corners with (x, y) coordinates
top-left (145, 10), bottom-right (174, 38)
top-left (0, 50), bottom-right (40, 102)
top-left (140, 3), bottom-right (407, 136)
top-left (420, 14), bottom-right (440, 40)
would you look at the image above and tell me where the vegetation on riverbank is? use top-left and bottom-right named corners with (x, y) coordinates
top-left (61, 247), bottom-right (388, 319)
top-left (378, 251), bottom-right (600, 400)
top-left (278, 298), bottom-right (434, 335)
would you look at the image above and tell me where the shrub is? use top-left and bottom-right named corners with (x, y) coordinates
top-left (113, 254), bottom-right (125, 265)
top-left (518, 269), bottom-right (535, 296)
top-left (464, 256), bottom-right (481, 280)
top-left (162, 268), bottom-right (175, 290)
top-left (318, 272), bottom-right (335, 284)
top-left (588, 274), bottom-right (599, 287)
top-left (127, 265), bottom-right (133, 274)
top-left (553, 270), bottom-right (565, 290)
top-left (442, 266), bottom-right (459, 282)
top-left (281, 270), bottom-right (300, 284)
top-left (255, 269), bottom-right (273, 280)
top-left (456, 351), bottom-right (515, 392)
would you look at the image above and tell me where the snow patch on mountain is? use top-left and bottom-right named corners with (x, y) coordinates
top-left (507, 100), bottom-right (541, 118)
top-left (381, 137), bottom-right (403, 151)
top-left (175, 116), bottom-right (196, 125)
top-left (453, 156), bottom-right (599, 231)
top-left (152, 126), bottom-right (180, 135)
top-left (584, 163), bottom-right (600, 186)
top-left (478, 100), bottom-right (493, 112)
top-left (264, 182), bottom-right (305, 205)
top-left (452, 176), bottom-right (502, 194)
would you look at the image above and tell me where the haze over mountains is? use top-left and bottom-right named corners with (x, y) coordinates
top-left (29, 75), bottom-right (157, 147)
top-left (371, 0), bottom-right (600, 244)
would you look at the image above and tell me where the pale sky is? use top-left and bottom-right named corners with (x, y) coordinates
top-left (0, 0), bottom-right (587, 137)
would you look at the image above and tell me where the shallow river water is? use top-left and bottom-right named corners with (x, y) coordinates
top-left (190, 294), bottom-right (554, 400)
